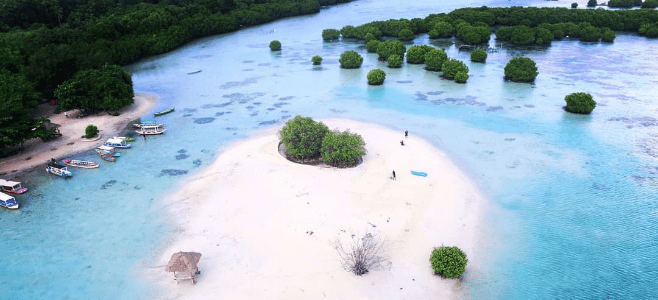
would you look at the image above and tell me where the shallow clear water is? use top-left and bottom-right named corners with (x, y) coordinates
top-left (2, 0), bottom-right (658, 299)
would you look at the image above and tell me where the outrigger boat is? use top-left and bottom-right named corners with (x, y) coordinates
top-left (0, 179), bottom-right (28, 194)
top-left (46, 165), bottom-right (73, 178)
top-left (103, 138), bottom-right (132, 149)
top-left (135, 124), bottom-right (166, 135)
top-left (154, 107), bottom-right (175, 117)
top-left (96, 145), bottom-right (121, 157)
top-left (133, 120), bottom-right (158, 128)
top-left (0, 192), bottom-right (19, 209)
top-left (112, 136), bottom-right (135, 143)
top-left (63, 159), bottom-right (99, 169)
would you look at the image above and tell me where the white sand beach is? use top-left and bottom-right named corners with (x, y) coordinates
top-left (0, 94), bottom-right (156, 175)
top-left (151, 119), bottom-right (486, 299)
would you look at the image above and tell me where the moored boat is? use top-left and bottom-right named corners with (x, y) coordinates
top-left (46, 166), bottom-right (73, 178)
top-left (63, 159), bottom-right (99, 169)
top-left (135, 124), bottom-right (166, 135)
top-left (133, 120), bottom-right (158, 128)
top-left (96, 145), bottom-right (121, 157)
top-left (103, 138), bottom-right (132, 149)
top-left (0, 179), bottom-right (28, 194)
top-left (154, 107), bottom-right (175, 116)
top-left (48, 158), bottom-right (67, 169)
top-left (0, 192), bottom-right (19, 209)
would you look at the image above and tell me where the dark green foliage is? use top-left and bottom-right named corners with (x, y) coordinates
top-left (366, 40), bottom-right (381, 53)
top-left (635, 0), bottom-right (644, 6)
top-left (364, 33), bottom-right (376, 42)
top-left (504, 57), bottom-right (539, 82)
top-left (0, 69), bottom-right (44, 149)
top-left (406, 45), bottom-right (434, 64)
top-left (312, 55), bottom-right (323, 65)
top-left (430, 246), bottom-right (468, 278)
top-left (588, 0), bottom-right (598, 6)
top-left (339, 50), bottom-right (363, 69)
top-left (428, 29), bottom-right (440, 39)
top-left (536, 28), bottom-right (554, 44)
top-left (387, 55), bottom-right (403, 68)
top-left (412, 18), bottom-right (428, 33)
top-left (424, 49), bottom-right (448, 71)
top-left (642, 0), bottom-right (658, 7)
top-left (647, 26), bottom-right (658, 38)
top-left (602, 28), bottom-right (616, 42)
top-left (85, 124), bottom-right (99, 139)
top-left (340, 25), bottom-right (357, 38)
top-left (398, 28), bottom-right (414, 41)
top-left (431, 22), bottom-right (454, 38)
top-left (571, 3), bottom-right (578, 8)
top-left (279, 116), bottom-right (330, 160)
top-left (367, 69), bottom-right (386, 85)
top-left (456, 24), bottom-right (491, 44)
top-left (470, 49), bottom-right (487, 62)
top-left (269, 40), bottom-right (282, 50)
top-left (322, 28), bottom-right (341, 40)
top-left (441, 59), bottom-right (469, 80)
top-left (376, 40), bottom-right (406, 61)
top-left (564, 92), bottom-right (596, 114)
top-left (608, 0), bottom-right (634, 7)
top-left (320, 129), bottom-right (366, 167)
top-left (55, 64), bottom-right (134, 112)
top-left (454, 71), bottom-right (469, 83)
top-left (511, 25), bottom-right (536, 45)
top-left (578, 22), bottom-right (602, 42)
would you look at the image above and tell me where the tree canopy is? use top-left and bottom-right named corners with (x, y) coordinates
top-left (55, 64), bottom-right (134, 112)
top-left (504, 57), bottom-right (539, 82)
top-left (279, 116), bottom-right (330, 160)
top-left (564, 92), bottom-right (596, 114)
top-left (339, 50), bottom-right (363, 69)
top-left (320, 129), bottom-right (366, 167)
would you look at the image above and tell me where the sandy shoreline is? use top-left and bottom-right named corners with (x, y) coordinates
top-left (0, 94), bottom-right (157, 177)
top-left (148, 119), bottom-right (486, 299)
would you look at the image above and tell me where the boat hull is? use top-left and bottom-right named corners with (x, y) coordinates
top-left (46, 166), bottom-right (73, 178)
top-left (63, 160), bottom-right (99, 169)
top-left (0, 203), bottom-right (18, 209)
top-left (1, 187), bottom-right (28, 194)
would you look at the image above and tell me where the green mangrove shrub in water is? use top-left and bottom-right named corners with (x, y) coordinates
top-left (269, 40), bottom-right (281, 51)
top-left (406, 45), bottom-right (434, 64)
top-left (430, 246), bottom-right (468, 278)
top-left (387, 55), bottom-right (403, 68)
top-left (279, 116), bottom-right (329, 160)
top-left (366, 40), bottom-right (381, 53)
top-left (364, 33), bottom-right (377, 42)
top-left (454, 71), bottom-right (469, 83)
top-left (504, 57), bottom-right (538, 82)
top-left (424, 49), bottom-right (448, 71)
top-left (340, 25), bottom-right (357, 39)
top-left (564, 92), bottom-right (596, 114)
top-left (339, 50), bottom-right (364, 69)
top-left (398, 28), bottom-right (414, 41)
top-left (367, 69), bottom-right (386, 85)
top-left (470, 49), bottom-right (488, 62)
top-left (441, 59), bottom-right (468, 80)
top-left (376, 40), bottom-right (406, 61)
top-left (430, 22), bottom-right (454, 38)
top-left (320, 129), bottom-right (366, 168)
top-left (312, 55), bottom-right (323, 65)
top-left (322, 29), bottom-right (341, 41)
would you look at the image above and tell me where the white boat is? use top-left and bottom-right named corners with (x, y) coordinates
top-left (96, 145), bottom-right (121, 157)
top-left (0, 192), bottom-right (19, 209)
top-left (0, 179), bottom-right (28, 194)
top-left (135, 124), bottom-right (166, 135)
top-left (63, 159), bottom-right (99, 169)
top-left (103, 138), bottom-right (132, 149)
top-left (46, 166), bottom-right (73, 178)
top-left (132, 120), bottom-right (158, 128)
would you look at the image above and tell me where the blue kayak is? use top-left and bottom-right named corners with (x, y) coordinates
top-left (410, 171), bottom-right (427, 177)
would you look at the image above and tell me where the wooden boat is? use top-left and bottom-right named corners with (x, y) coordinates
top-left (0, 192), bottom-right (19, 209)
top-left (112, 136), bottom-right (135, 143)
top-left (187, 70), bottom-right (202, 75)
top-left (154, 107), bottom-right (175, 117)
top-left (133, 120), bottom-right (158, 128)
top-left (97, 153), bottom-right (116, 162)
top-left (135, 124), bottom-right (166, 135)
top-left (96, 145), bottom-right (121, 157)
top-left (63, 159), bottom-right (99, 169)
top-left (0, 179), bottom-right (27, 194)
top-left (46, 166), bottom-right (73, 178)
top-left (103, 138), bottom-right (132, 149)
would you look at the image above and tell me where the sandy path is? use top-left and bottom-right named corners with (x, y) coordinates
top-left (148, 119), bottom-right (486, 299)
top-left (0, 94), bottom-right (156, 176)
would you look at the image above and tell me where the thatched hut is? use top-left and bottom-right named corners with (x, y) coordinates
top-left (166, 252), bottom-right (202, 285)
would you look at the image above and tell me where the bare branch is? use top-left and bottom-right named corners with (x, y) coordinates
top-left (333, 232), bottom-right (390, 276)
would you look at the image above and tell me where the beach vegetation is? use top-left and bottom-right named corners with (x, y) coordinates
top-left (431, 22), bottom-right (454, 38)
top-left (571, 2), bottom-right (578, 8)
top-left (364, 33), bottom-right (377, 42)
top-left (504, 57), bottom-right (539, 82)
top-left (454, 71), bottom-right (469, 83)
top-left (376, 40), bottom-right (406, 61)
top-left (424, 49), bottom-right (448, 71)
top-left (602, 28), bottom-right (616, 42)
top-left (340, 25), bottom-right (357, 38)
top-left (366, 40), bottom-right (381, 53)
top-left (320, 129), bottom-right (366, 167)
top-left (269, 40), bottom-right (282, 51)
top-left (279, 116), bottom-right (329, 160)
top-left (0, 69), bottom-right (47, 150)
top-left (398, 28), bottom-right (414, 41)
top-left (587, 0), bottom-right (598, 6)
top-left (322, 29), bottom-right (341, 40)
top-left (441, 59), bottom-right (468, 80)
top-left (55, 63), bottom-right (134, 113)
top-left (564, 92), bottom-right (596, 114)
top-left (387, 55), bottom-right (403, 68)
top-left (642, 0), bottom-right (658, 8)
top-left (430, 246), bottom-right (468, 278)
top-left (470, 49), bottom-right (488, 62)
top-left (339, 50), bottom-right (364, 69)
top-left (406, 45), bottom-right (434, 64)
top-left (334, 232), bottom-right (388, 276)
top-left (367, 69), bottom-right (386, 85)
top-left (312, 55), bottom-right (323, 65)
top-left (608, 0), bottom-right (634, 7)
top-left (85, 124), bottom-right (99, 139)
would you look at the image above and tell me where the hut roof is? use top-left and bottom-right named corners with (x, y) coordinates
top-left (166, 252), bottom-right (202, 274)
top-left (42, 121), bottom-right (61, 131)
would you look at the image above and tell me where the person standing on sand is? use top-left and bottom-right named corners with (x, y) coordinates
top-left (405, 130), bottom-right (408, 138)
top-left (64, 111), bottom-right (68, 118)
top-left (392, 170), bottom-right (396, 180)
top-left (400, 140), bottom-right (404, 146)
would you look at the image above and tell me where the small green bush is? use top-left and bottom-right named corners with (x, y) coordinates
top-left (269, 40), bottom-right (281, 51)
top-left (406, 45), bottom-right (434, 64)
top-left (376, 40), bottom-right (406, 61)
top-left (387, 55), bottom-right (403, 68)
top-left (432, 22), bottom-right (454, 38)
top-left (587, 0), bottom-right (597, 6)
top-left (424, 49), bottom-right (448, 71)
top-left (367, 69), bottom-right (386, 85)
top-left (279, 116), bottom-right (330, 159)
top-left (430, 246), bottom-right (468, 278)
top-left (428, 29), bottom-right (440, 39)
top-left (398, 28), bottom-right (414, 41)
top-left (571, 2), bottom-right (578, 8)
top-left (339, 50), bottom-right (364, 69)
top-left (364, 33), bottom-right (376, 42)
top-left (441, 59), bottom-right (469, 80)
top-left (601, 29), bottom-right (616, 42)
top-left (312, 55), bottom-right (323, 65)
top-left (322, 29), bottom-right (341, 41)
top-left (320, 129), bottom-right (366, 168)
top-left (564, 92), bottom-right (596, 114)
top-left (454, 71), bottom-right (469, 83)
top-left (504, 57), bottom-right (539, 82)
top-left (470, 49), bottom-right (488, 63)
top-left (85, 124), bottom-right (99, 139)
top-left (340, 25), bottom-right (357, 38)
top-left (366, 40), bottom-right (381, 53)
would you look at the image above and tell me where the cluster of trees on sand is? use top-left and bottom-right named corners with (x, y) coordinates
top-left (279, 116), bottom-right (366, 168)
top-left (0, 0), bottom-right (352, 154)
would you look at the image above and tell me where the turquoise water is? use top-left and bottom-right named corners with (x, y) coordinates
top-left (2, 0), bottom-right (658, 299)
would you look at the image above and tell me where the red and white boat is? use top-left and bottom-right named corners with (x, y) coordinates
top-left (0, 179), bottom-right (28, 194)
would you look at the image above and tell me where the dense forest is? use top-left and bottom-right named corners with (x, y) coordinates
top-left (0, 0), bottom-right (352, 154)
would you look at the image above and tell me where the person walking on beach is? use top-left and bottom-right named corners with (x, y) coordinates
top-left (405, 130), bottom-right (408, 138)
top-left (400, 140), bottom-right (405, 146)
top-left (392, 170), bottom-right (396, 180)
